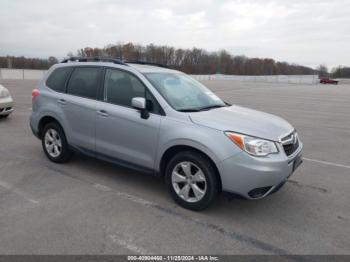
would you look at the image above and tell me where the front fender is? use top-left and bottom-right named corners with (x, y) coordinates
top-left (154, 117), bottom-right (242, 172)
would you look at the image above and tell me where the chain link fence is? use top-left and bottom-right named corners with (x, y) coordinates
top-left (1, 69), bottom-right (319, 84)
top-left (0, 69), bottom-right (46, 80)
top-left (190, 74), bottom-right (319, 84)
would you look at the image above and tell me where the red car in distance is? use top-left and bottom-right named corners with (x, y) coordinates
top-left (320, 78), bottom-right (338, 84)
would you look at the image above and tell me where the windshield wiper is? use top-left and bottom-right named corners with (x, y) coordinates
top-left (197, 105), bottom-right (226, 111)
top-left (178, 104), bottom-right (226, 112)
top-left (177, 108), bottom-right (200, 112)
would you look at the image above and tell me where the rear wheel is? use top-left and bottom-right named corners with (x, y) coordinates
top-left (165, 151), bottom-right (219, 211)
top-left (42, 122), bottom-right (72, 163)
top-left (0, 115), bottom-right (9, 119)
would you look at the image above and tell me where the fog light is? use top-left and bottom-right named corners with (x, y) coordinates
top-left (248, 186), bottom-right (272, 198)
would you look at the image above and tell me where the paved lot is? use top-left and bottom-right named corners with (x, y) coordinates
top-left (0, 79), bottom-right (349, 255)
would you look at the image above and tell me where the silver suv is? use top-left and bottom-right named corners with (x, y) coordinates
top-left (30, 58), bottom-right (303, 210)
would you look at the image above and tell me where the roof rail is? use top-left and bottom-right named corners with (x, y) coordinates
top-left (125, 60), bottom-right (169, 68)
top-left (61, 57), bottom-right (128, 66)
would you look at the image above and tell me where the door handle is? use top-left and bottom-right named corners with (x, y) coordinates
top-left (97, 109), bottom-right (109, 117)
top-left (57, 99), bottom-right (67, 105)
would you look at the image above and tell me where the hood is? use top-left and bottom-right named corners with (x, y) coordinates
top-left (189, 105), bottom-right (293, 141)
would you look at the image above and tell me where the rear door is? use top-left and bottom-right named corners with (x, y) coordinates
top-left (95, 68), bottom-right (162, 170)
top-left (63, 66), bottom-right (102, 153)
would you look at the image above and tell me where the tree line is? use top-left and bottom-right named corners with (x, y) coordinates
top-left (72, 43), bottom-right (315, 75)
top-left (4, 42), bottom-right (349, 77)
top-left (315, 64), bottom-right (350, 78)
top-left (331, 66), bottom-right (350, 78)
top-left (0, 56), bottom-right (58, 70)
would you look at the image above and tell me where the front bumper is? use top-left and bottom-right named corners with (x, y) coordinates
top-left (218, 141), bottom-right (303, 199)
top-left (0, 96), bottom-right (14, 116)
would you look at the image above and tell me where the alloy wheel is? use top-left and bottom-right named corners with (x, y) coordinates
top-left (171, 161), bottom-right (207, 203)
top-left (44, 128), bottom-right (62, 158)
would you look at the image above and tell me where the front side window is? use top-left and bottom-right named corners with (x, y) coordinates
top-left (104, 69), bottom-right (145, 107)
top-left (144, 73), bottom-right (226, 112)
top-left (104, 69), bottom-right (163, 114)
top-left (46, 67), bottom-right (72, 92)
top-left (67, 67), bottom-right (101, 99)
top-left (146, 91), bottom-right (162, 115)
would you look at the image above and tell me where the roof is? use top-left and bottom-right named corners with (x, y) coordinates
top-left (126, 63), bottom-right (179, 73)
top-left (58, 58), bottom-right (179, 74)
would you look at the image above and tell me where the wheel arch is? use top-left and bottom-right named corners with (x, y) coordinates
top-left (38, 115), bottom-right (64, 139)
top-left (159, 144), bottom-right (222, 192)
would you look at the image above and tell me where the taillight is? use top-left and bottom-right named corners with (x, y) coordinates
top-left (32, 89), bottom-right (40, 101)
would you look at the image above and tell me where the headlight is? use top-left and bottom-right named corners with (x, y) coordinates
top-left (225, 132), bottom-right (278, 156)
top-left (0, 88), bottom-right (10, 98)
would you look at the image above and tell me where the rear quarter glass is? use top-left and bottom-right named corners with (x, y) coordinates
top-left (46, 67), bottom-right (73, 92)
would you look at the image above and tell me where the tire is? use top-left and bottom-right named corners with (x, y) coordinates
top-left (165, 151), bottom-right (219, 211)
top-left (41, 122), bottom-right (72, 163)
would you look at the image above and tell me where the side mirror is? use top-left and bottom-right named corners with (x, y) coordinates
top-left (131, 97), bottom-right (149, 119)
top-left (131, 97), bottom-right (146, 110)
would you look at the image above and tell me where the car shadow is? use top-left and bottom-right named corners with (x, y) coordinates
top-left (58, 151), bottom-right (304, 218)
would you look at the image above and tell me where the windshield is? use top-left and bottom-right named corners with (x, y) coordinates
top-left (144, 72), bottom-right (226, 111)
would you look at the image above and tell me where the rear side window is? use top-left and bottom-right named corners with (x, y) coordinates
top-left (46, 67), bottom-right (72, 92)
top-left (67, 67), bottom-right (101, 99)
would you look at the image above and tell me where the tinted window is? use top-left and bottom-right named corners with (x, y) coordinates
top-left (67, 67), bottom-right (101, 99)
top-left (104, 69), bottom-right (145, 107)
top-left (46, 67), bottom-right (72, 92)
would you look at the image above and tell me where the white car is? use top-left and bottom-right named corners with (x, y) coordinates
top-left (0, 84), bottom-right (14, 118)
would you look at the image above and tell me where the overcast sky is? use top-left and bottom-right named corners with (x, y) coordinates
top-left (0, 0), bottom-right (349, 69)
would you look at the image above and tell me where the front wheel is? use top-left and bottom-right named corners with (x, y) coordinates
top-left (42, 122), bottom-right (72, 163)
top-left (165, 151), bottom-right (220, 211)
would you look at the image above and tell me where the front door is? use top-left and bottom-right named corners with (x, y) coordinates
top-left (95, 68), bottom-right (162, 170)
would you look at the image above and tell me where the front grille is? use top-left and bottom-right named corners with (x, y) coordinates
top-left (280, 130), bottom-right (300, 156)
top-left (283, 138), bottom-right (299, 156)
